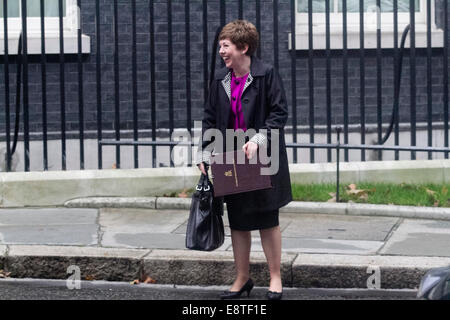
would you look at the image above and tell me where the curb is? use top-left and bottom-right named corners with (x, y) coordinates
top-left (2, 245), bottom-right (449, 289)
top-left (64, 197), bottom-right (450, 221)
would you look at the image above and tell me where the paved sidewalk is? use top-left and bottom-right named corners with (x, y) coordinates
top-left (1, 203), bottom-right (450, 289)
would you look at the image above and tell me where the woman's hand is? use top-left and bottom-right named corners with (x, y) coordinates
top-left (242, 141), bottom-right (258, 160)
top-left (197, 162), bottom-right (207, 175)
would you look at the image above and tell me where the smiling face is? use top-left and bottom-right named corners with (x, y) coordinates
top-left (219, 38), bottom-right (248, 71)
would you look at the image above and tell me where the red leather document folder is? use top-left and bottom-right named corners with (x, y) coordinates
top-left (210, 150), bottom-right (273, 197)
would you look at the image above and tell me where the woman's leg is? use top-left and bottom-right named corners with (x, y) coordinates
top-left (259, 226), bottom-right (282, 292)
top-left (229, 229), bottom-right (252, 291)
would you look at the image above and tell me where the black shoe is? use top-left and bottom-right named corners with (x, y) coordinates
top-left (220, 279), bottom-right (254, 300)
top-left (267, 290), bottom-right (283, 300)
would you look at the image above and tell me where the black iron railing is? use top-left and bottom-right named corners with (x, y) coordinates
top-left (1, 0), bottom-right (449, 172)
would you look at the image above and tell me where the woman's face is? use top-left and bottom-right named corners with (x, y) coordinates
top-left (219, 38), bottom-right (248, 70)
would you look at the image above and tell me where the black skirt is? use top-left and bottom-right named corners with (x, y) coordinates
top-left (222, 129), bottom-right (280, 231)
top-left (225, 199), bottom-right (279, 231)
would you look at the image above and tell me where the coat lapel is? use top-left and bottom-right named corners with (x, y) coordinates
top-left (221, 72), bottom-right (232, 102)
top-left (221, 72), bottom-right (254, 100)
top-left (217, 56), bottom-right (265, 129)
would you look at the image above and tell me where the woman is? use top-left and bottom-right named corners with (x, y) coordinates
top-left (196, 20), bottom-right (292, 300)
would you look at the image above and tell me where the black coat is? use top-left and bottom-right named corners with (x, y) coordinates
top-left (199, 56), bottom-right (292, 215)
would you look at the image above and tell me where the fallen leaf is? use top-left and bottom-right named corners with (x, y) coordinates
top-left (178, 189), bottom-right (188, 198)
top-left (130, 273), bottom-right (156, 285)
top-left (425, 188), bottom-right (437, 196)
top-left (143, 276), bottom-right (156, 284)
top-left (346, 189), bottom-right (366, 196)
top-left (345, 186), bottom-right (375, 201)
top-left (85, 275), bottom-right (95, 281)
top-left (358, 193), bottom-right (369, 201)
top-left (0, 270), bottom-right (11, 278)
top-left (346, 188), bottom-right (367, 197)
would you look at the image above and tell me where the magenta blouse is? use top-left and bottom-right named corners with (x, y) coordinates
top-left (230, 72), bottom-right (249, 131)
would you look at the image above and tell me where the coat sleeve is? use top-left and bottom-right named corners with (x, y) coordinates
top-left (196, 79), bottom-right (219, 165)
top-left (250, 66), bottom-right (289, 149)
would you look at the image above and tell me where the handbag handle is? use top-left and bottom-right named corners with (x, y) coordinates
top-left (196, 173), bottom-right (205, 191)
top-left (202, 172), bottom-right (211, 192)
top-left (196, 172), bottom-right (211, 192)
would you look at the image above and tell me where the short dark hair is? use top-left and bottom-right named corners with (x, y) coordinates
top-left (219, 20), bottom-right (259, 56)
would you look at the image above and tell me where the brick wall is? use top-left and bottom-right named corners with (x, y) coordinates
top-left (0, 0), bottom-right (448, 139)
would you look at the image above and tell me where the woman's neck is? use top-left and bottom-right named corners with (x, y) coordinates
top-left (232, 55), bottom-right (251, 78)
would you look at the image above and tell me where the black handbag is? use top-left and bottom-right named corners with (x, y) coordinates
top-left (185, 170), bottom-right (225, 251)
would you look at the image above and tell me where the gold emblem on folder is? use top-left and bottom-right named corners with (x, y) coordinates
top-left (223, 162), bottom-right (238, 187)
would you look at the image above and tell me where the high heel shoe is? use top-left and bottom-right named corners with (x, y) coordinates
top-left (220, 279), bottom-right (254, 300)
top-left (266, 290), bottom-right (283, 300)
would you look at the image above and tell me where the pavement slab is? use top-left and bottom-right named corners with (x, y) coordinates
top-left (104, 232), bottom-right (232, 251)
top-left (0, 208), bottom-right (99, 246)
top-left (280, 213), bottom-right (399, 241)
top-left (100, 208), bottom-right (189, 233)
top-left (0, 224), bottom-right (98, 246)
top-left (380, 219), bottom-right (450, 257)
top-left (100, 208), bottom-right (190, 248)
top-left (0, 208), bottom-right (98, 226)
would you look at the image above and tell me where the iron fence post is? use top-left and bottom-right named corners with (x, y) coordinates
top-left (336, 126), bottom-right (342, 203)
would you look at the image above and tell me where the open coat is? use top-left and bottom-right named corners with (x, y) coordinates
top-left (198, 55), bottom-right (292, 215)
